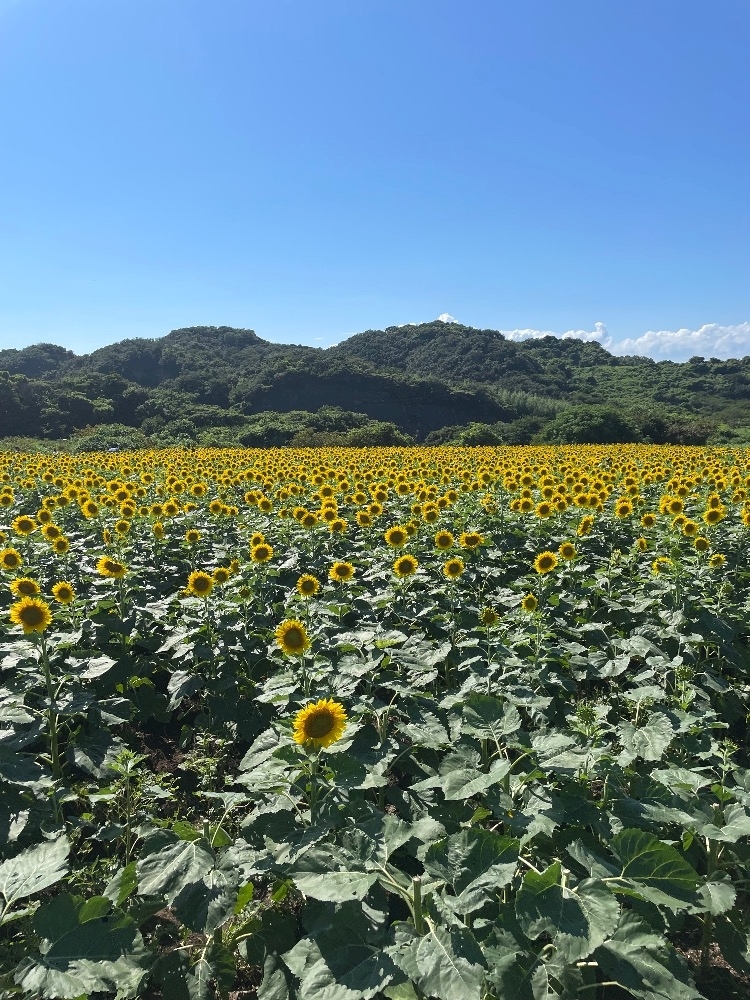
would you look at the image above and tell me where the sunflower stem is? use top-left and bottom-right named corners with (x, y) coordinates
top-left (309, 751), bottom-right (320, 824)
top-left (39, 634), bottom-right (62, 782)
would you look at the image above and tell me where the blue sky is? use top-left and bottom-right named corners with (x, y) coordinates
top-left (0, 0), bottom-right (748, 360)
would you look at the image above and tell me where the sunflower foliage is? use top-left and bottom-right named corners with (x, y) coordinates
top-left (1, 444), bottom-right (750, 1000)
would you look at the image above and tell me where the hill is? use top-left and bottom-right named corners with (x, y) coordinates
top-left (1, 322), bottom-right (749, 448)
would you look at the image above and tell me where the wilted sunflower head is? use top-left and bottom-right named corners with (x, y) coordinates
top-left (9, 597), bottom-right (52, 634)
top-left (293, 698), bottom-right (347, 749)
top-left (709, 553), bottom-right (725, 568)
top-left (275, 619), bottom-right (310, 656)
top-left (480, 607), bottom-right (500, 626)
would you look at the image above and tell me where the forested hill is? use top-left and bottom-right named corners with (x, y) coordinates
top-left (1, 322), bottom-right (750, 449)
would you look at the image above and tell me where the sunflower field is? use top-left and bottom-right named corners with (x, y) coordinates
top-left (2, 444), bottom-right (750, 1000)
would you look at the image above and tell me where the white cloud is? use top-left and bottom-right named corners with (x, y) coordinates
top-left (501, 321), bottom-right (614, 350)
top-left (614, 322), bottom-right (750, 361)
top-left (437, 313), bottom-right (457, 323)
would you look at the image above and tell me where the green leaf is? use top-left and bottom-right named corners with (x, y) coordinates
top-left (618, 712), bottom-right (676, 764)
top-left (715, 914), bottom-right (750, 976)
top-left (104, 862), bottom-right (138, 907)
top-left (412, 924), bottom-right (486, 1000)
top-left (422, 829), bottom-right (519, 912)
top-left (515, 863), bottom-right (620, 962)
top-left (612, 829), bottom-right (700, 909)
top-left (293, 870), bottom-right (378, 902)
top-left (594, 911), bottom-right (702, 1000)
top-left (299, 945), bottom-right (399, 1000)
top-left (697, 879), bottom-right (736, 915)
top-left (14, 894), bottom-right (150, 999)
top-left (442, 758), bottom-right (512, 801)
top-left (0, 836), bottom-right (69, 907)
top-left (462, 694), bottom-right (521, 740)
top-left (136, 831), bottom-right (215, 904)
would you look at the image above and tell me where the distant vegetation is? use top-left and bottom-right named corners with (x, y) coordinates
top-left (1, 322), bottom-right (749, 449)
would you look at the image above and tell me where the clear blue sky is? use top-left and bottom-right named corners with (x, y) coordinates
top-left (1, 0), bottom-right (748, 359)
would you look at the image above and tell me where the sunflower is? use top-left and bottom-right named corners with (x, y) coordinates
top-left (393, 554), bottom-right (419, 578)
top-left (187, 570), bottom-right (214, 597)
top-left (0, 548), bottom-right (23, 571)
top-left (703, 507), bottom-right (725, 526)
top-left (709, 553), bottom-right (725, 568)
top-left (536, 502), bottom-right (553, 519)
top-left (212, 567), bottom-right (231, 585)
top-left (249, 532), bottom-right (265, 547)
top-left (53, 537), bottom-right (70, 554)
top-left (275, 619), bottom-right (310, 655)
top-left (114, 519), bottom-right (130, 535)
top-left (614, 500), bottom-right (633, 518)
top-left (251, 543), bottom-right (274, 563)
top-left (422, 507), bottom-right (439, 524)
top-left (96, 556), bottom-right (127, 579)
top-left (301, 512), bottom-right (319, 529)
top-left (640, 513), bottom-right (656, 529)
top-left (694, 536), bottom-right (711, 553)
top-left (576, 516), bottom-right (594, 537)
top-left (681, 520), bottom-right (699, 537)
top-left (533, 551), bottom-right (557, 574)
top-left (459, 532), bottom-right (484, 549)
top-left (329, 561), bottom-right (355, 583)
top-left (635, 536), bottom-right (649, 551)
top-left (521, 593), bottom-right (538, 612)
top-left (652, 557), bottom-right (673, 575)
top-left (384, 525), bottom-right (409, 548)
top-left (42, 523), bottom-right (62, 540)
top-left (153, 521), bottom-right (165, 539)
top-left (328, 518), bottom-right (347, 534)
top-left (296, 574), bottom-right (321, 597)
top-left (9, 597), bottom-right (52, 634)
top-left (434, 530), bottom-right (454, 550)
top-left (356, 511), bottom-right (372, 527)
top-left (292, 698), bottom-right (347, 748)
top-left (10, 577), bottom-right (39, 597)
top-left (51, 581), bottom-right (76, 604)
top-left (480, 607), bottom-right (499, 626)
top-left (558, 542), bottom-right (577, 560)
top-left (185, 529), bottom-right (201, 544)
top-left (12, 515), bottom-right (36, 536)
top-left (443, 557), bottom-right (465, 579)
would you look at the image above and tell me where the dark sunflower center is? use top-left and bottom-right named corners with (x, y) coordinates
top-left (17, 582), bottom-right (37, 595)
top-left (20, 605), bottom-right (45, 626)
top-left (304, 710), bottom-right (334, 739)
top-left (285, 627), bottom-right (304, 649)
top-left (194, 577), bottom-right (211, 593)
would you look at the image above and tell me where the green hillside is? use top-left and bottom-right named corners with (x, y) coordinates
top-left (1, 322), bottom-right (749, 449)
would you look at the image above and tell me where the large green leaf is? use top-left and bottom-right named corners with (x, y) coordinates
top-left (422, 829), bottom-right (519, 912)
top-left (136, 830), bottom-right (215, 903)
top-left (412, 924), bottom-right (486, 1000)
top-left (618, 713), bottom-right (676, 764)
top-left (14, 894), bottom-right (150, 999)
top-left (462, 694), bottom-right (521, 740)
top-left (515, 862), bottom-right (620, 962)
top-left (299, 945), bottom-right (400, 1000)
top-left (594, 911), bottom-right (702, 1000)
top-left (612, 829), bottom-right (700, 909)
top-left (0, 836), bottom-right (69, 908)
top-left (293, 870), bottom-right (379, 902)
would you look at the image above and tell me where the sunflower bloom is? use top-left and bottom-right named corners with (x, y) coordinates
top-left (443, 557), bottom-right (465, 579)
top-left (275, 619), bottom-right (310, 656)
top-left (329, 561), bottom-right (355, 583)
top-left (434, 530), bottom-right (454, 550)
top-left (534, 551), bottom-right (558, 574)
top-left (187, 571), bottom-right (214, 597)
top-left (558, 542), bottom-right (577, 560)
top-left (10, 577), bottom-right (40, 598)
top-left (12, 515), bottom-right (36, 536)
top-left (296, 574), bottom-right (321, 597)
top-left (292, 698), bottom-right (347, 748)
top-left (384, 525), bottom-right (409, 548)
top-left (709, 553), bottom-right (725, 568)
top-left (480, 607), bottom-right (499, 626)
top-left (459, 532), bottom-right (484, 549)
top-left (694, 536), bottom-right (711, 553)
top-left (251, 543), bottom-right (274, 563)
top-left (51, 581), bottom-right (76, 605)
top-left (212, 567), bottom-right (231, 585)
top-left (393, 554), bottom-right (419, 578)
top-left (96, 556), bottom-right (127, 579)
top-left (9, 597), bottom-right (52, 634)
top-left (0, 548), bottom-right (23, 571)
top-left (521, 593), bottom-right (538, 612)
